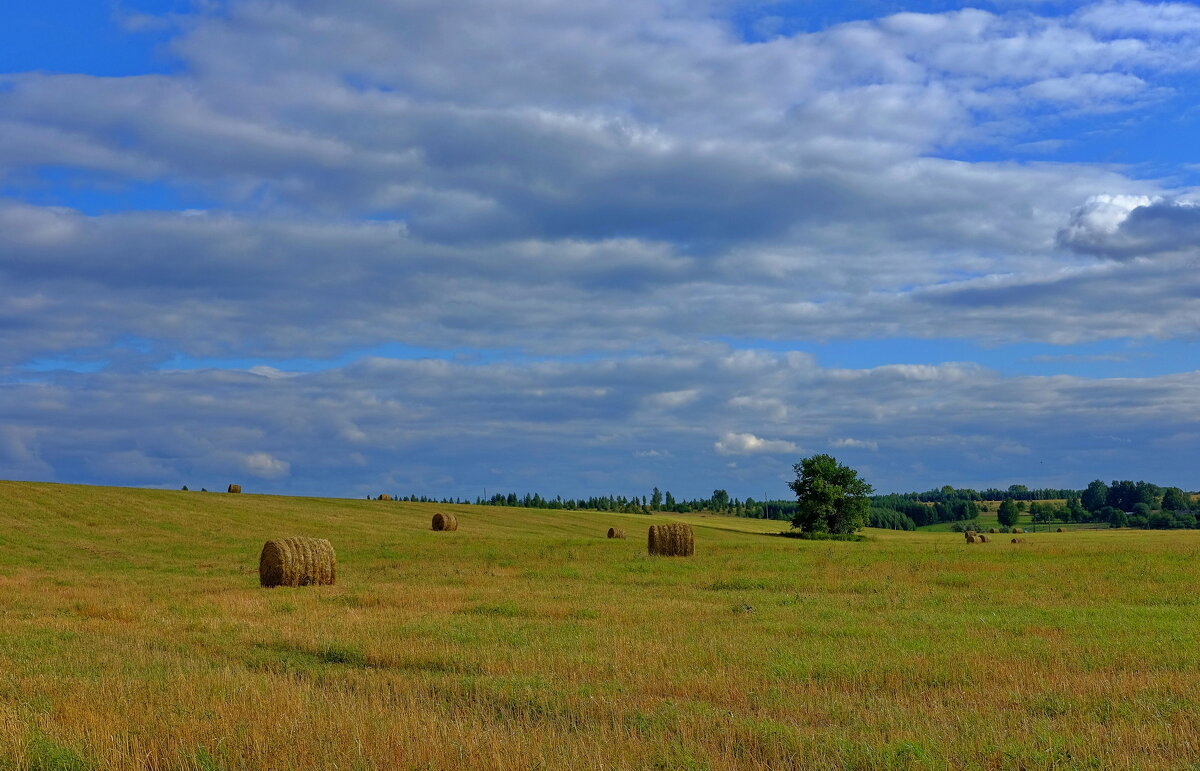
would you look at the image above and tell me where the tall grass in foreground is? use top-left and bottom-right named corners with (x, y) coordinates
top-left (1, 481), bottom-right (1199, 769)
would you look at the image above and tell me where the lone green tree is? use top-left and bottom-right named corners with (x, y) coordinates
top-left (788, 454), bottom-right (873, 534)
top-left (996, 497), bottom-right (1019, 527)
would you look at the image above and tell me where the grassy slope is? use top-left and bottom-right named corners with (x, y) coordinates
top-left (1, 481), bottom-right (1199, 770)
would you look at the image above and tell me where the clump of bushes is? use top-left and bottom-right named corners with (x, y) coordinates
top-left (779, 531), bottom-right (867, 542)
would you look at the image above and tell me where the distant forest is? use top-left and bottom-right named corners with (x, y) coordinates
top-left (385, 479), bottom-right (1198, 532)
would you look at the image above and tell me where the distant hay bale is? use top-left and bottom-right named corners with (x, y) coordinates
top-left (648, 523), bottom-right (695, 556)
top-left (227, 483), bottom-right (242, 494)
top-left (432, 512), bottom-right (459, 531)
top-left (989, 528), bottom-right (998, 533)
top-left (607, 527), bottom-right (626, 539)
top-left (259, 537), bottom-right (336, 588)
top-left (1013, 528), bottom-right (1024, 534)
top-left (965, 533), bottom-right (977, 543)
top-left (377, 493), bottom-right (392, 501)
top-left (964, 531), bottom-right (976, 542)
top-left (1011, 538), bottom-right (1026, 544)
top-left (977, 534), bottom-right (989, 543)
top-left (1056, 527), bottom-right (1065, 532)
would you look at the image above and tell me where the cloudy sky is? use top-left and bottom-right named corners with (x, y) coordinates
top-left (2, 0), bottom-right (1199, 499)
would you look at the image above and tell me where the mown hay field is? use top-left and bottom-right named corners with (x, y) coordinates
top-left (1, 481), bottom-right (1200, 770)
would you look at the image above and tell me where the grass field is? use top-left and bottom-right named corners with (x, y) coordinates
top-left (2, 481), bottom-right (1200, 770)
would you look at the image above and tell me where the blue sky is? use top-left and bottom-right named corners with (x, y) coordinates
top-left (2, 0), bottom-right (1200, 499)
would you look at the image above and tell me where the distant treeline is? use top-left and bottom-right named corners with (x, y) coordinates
top-left (869, 481), bottom-right (1198, 531)
top-left (385, 488), bottom-right (799, 519)
top-left (386, 480), bottom-right (1196, 531)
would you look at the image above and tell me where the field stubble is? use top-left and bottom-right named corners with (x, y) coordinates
top-left (1, 481), bottom-right (1199, 769)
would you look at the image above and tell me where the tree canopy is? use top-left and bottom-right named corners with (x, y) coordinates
top-left (788, 454), bottom-right (874, 534)
top-left (997, 498), bottom-right (1019, 527)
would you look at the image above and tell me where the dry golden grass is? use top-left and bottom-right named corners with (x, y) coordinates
top-left (1, 482), bottom-right (1200, 769)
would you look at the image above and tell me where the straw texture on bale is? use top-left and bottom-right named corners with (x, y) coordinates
top-left (964, 531), bottom-right (976, 542)
top-left (377, 493), bottom-right (391, 501)
top-left (259, 537), bottom-right (336, 588)
top-left (966, 534), bottom-right (977, 543)
top-left (432, 512), bottom-right (459, 531)
top-left (648, 523), bottom-right (695, 556)
top-left (607, 527), bottom-right (626, 539)
top-left (977, 534), bottom-right (989, 543)
top-left (227, 483), bottom-right (242, 494)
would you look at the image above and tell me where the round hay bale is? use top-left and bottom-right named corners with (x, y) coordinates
top-left (1013, 528), bottom-right (1024, 534)
top-left (432, 512), bottom-right (458, 531)
top-left (227, 483), bottom-right (242, 494)
top-left (989, 528), bottom-right (998, 534)
top-left (648, 523), bottom-right (694, 556)
top-left (677, 523), bottom-right (695, 556)
top-left (966, 533), bottom-right (977, 543)
top-left (977, 534), bottom-right (989, 543)
top-left (1056, 527), bottom-right (1065, 532)
top-left (1011, 537), bottom-right (1026, 544)
top-left (607, 527), bottom-right (626, 539)
top-left (377, 493), bottom-right (392, 501)
top-left (259, 537), bottom-right (336, 588)
top-left (963, 531), bottom-right (975, 542)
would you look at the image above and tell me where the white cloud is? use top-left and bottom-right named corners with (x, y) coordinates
top-left (1058, 194), bottom-right (1200, 259)
top-left (714, 432), bottom-right (799, 456)
top-left (242, 451), bottom-right (290, 479)
top-left (831, 438), bottom-right (879, 451)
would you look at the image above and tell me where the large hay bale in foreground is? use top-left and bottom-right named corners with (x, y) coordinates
top-left (607, 527), bottom-right (626, 539)
top-left (648, 523), bottom-right (694, 556)
top-left (965, 533), bottom-right (977, 543)
top-left (963, 531), bottom-right (976, 542)
top-left (378, 493), bottom-right (392, 501)
top-left (259, 537), bottom-right (336, 588)
top-left (228, 483), bottom-right (242, 494)
top-left (432, 512), bottom-right (458, 531)
top-left (977, 534), bottom-right (989, 543)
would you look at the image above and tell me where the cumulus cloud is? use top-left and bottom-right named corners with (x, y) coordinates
top-left (831, 438), bottom-right (879, 451)
top-left (714, 432), bottom-right (799, 456)
top-left (1058, 194), bottom-right (1200, 259)
top-left (242, 451), bottom-right (291, 478)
